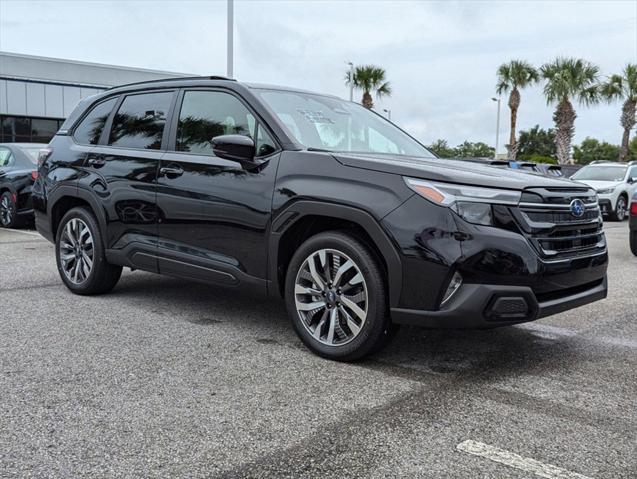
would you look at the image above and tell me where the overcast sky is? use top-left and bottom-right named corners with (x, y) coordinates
top-left (1, 0), bottom-right (636, 152)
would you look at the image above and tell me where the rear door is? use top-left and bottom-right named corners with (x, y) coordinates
top-left (82, 90), bottom-right (176, 272)
top-left (155, 88), bottom-right (280, 289)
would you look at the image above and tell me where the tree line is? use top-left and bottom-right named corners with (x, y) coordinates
top-left (496, 59), bottom-right (636, 164)
top-left (345, 60), bottom-right (636, 164)
top-left (428, 126), bottom-right (637, 165)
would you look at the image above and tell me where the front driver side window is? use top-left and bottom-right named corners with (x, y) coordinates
top-left (176, 90), bottom-right (277, 157)
top-left (177, 91), bottom-right (253, 155)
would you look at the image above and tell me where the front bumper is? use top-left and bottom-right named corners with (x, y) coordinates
top-left (382, 193), bottom-right (609, 328)
top-left (391, 275), bottom-right (607, 328)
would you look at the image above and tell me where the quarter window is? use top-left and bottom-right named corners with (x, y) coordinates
top-left (177, 91), bottom-right (271, 156)
top-left (109, 92), bottom-right (173, 150)
top-left (255, 124), bottom-right (276, 157)
top-left (74, 97), bottom-right (117, 145)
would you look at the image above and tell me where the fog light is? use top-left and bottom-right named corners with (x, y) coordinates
top-left (441, 272), bottom-right (463, 306)
top-left (452, 201), bottom-right (493, 226)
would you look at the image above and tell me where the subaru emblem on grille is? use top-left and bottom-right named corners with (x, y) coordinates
top-left (570, 199), bottom-right (585, 218)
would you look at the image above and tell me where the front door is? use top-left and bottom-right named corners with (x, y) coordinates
top-left (156, 89), bottom-right (280, 290)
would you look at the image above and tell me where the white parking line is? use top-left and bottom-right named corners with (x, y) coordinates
top-left (457, 440), bottom-right (594, 479)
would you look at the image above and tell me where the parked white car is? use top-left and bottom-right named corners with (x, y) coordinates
top-left (571, 161), bottom-right (637, 221)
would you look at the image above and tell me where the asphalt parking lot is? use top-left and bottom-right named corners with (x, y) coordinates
top-left (0, 223), bottom-right (635, 478)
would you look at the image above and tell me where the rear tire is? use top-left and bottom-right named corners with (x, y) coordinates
top-left (631, 231), bottom-right (637, 256)
top-left (55, 207), bottom-right (122, 295)
top-left (285, 231), bottom-right (396, 361)
top-left (611, 195), bottom-right (628, 221)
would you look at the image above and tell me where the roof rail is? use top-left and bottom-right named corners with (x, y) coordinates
top-left (107, 75), bottom-right (235, 90)
top-left (590, 160), bottom-right (615, 165)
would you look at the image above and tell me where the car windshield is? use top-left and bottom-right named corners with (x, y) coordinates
top-left (255, 89), bottom-right (435, 158)
top-left (572, 165), bottom-right (627, 182)
top-left (18, 147), bottom-right (41, 164)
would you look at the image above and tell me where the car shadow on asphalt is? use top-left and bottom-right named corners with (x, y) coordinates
top-left (108, 271), bottom-right (583, 383)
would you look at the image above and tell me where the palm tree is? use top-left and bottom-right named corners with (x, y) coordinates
top-left (495, 60), bottom-right (539, 160)
top-left (345, 65), bottom-right (391, 109)
top-left (540, 58), bottom-right (600, 164)
top-left (600, 64), bottom-right (637, 162)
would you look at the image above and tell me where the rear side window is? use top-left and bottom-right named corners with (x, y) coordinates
top-left (109, 92), bottom-right (173, 150)
top-left (74, 97), bottom-right (117, 145)
top-left (20, 148), bottom-right (40, 164)
top-left (0, 148), bottom-right (12, 167)
top-left (176, 91), bottom-right (255, 155)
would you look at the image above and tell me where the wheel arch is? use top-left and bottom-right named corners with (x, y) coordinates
top-left (269, 201), bottom-right (402, 307)
top-left (48, 186), bottom-right (107, 241)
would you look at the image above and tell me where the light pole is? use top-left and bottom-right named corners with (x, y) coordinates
top-left (491, 97), bottom-right (501, 158)
top-left (383, 109), bottom-right (391, 120)
top-left (347, 62), bottom-right (354, 102)
top-left (227, 0), bottom-right (234, 78)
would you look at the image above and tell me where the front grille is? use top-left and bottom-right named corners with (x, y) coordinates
top-left (512, 187), bottom-right (606, 259)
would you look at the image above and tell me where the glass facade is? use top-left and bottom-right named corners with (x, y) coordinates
top-left (0, 115), bottom-right (65, 144)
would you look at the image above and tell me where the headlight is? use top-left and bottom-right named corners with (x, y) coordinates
top-left (404, 177), bottom-right (520, 226)
top-left (596, 188), bottom-right (615, 195)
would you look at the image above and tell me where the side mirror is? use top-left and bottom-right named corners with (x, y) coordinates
top-left (628, 177), bottom-right (635, 184)
top-left (211, 135), bottom-right (255, 165)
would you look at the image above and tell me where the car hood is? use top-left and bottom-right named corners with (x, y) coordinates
top-left (571, 179), bottom-right (621, 191)
top-left (333, 153), bottom-right (584, 190)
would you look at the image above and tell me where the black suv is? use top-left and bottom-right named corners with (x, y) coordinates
top-left (33, 77), bottom-right (608, 360)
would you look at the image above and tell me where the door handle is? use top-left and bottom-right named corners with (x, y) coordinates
top-left (159, 166), bottom-right (184, 178)
top-left (87, 156), bottom-right (106, 167)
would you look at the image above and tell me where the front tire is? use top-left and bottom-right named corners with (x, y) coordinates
top-left (0, 191), bottom-right (19, 228)
top-left (285, 231), bottom-right (395, 361)
top-left (611, 195), bottom-right (628, 221)
top-left (55, 207), bottom-right (122, 295)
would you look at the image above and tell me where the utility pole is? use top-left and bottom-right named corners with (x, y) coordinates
top-left (227, 0), bottom-right (234, 78)
top-left (348, 62), bottom-right (354, 102)
top-left (491, 97), bottom-right (501, 158)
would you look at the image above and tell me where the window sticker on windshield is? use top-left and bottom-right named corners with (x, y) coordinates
top-left (297, 109), bottom-right (334, 124)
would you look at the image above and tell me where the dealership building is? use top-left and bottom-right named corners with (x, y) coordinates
top-left (0, 51), bottom-right (187, 144)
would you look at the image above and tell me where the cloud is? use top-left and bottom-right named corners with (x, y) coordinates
top-left (1, 0), bottom-right (635, 148)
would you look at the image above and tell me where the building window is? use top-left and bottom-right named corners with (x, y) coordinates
top-left (0, 115), bottom-right (65, 144)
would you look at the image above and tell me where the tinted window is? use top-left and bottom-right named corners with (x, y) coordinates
top-left (74, 98), bottom-right (117, 145)
top-left (628, 166), bottom-right (637, 180)
top-left (19, 147), bottom-right (41, 164)
top-left (0, 148), bottom-right (12, 167)
top-left (31, 118), bottom-right (60, 143)
top-left (176, 91), bottom-right (255, 155)
top-left (109, 92), bottom-right (173, 150)
top-left (1, 117), bottom-right (30, 142)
